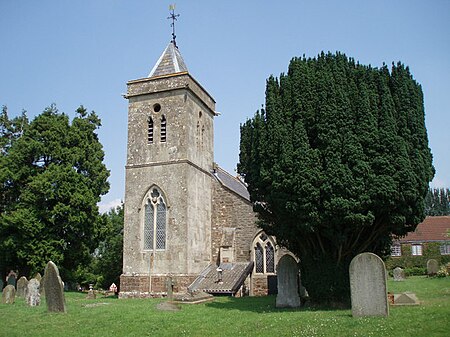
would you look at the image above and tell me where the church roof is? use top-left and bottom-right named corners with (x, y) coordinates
top-left (148, 41), bottom-right (188, 78)
top-left (213, 166), bottom-right (250, 201)
top-left (188, 262), bottom-right (254, 295)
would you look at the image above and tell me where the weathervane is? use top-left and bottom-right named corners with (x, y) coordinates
top-left (168, 4), bottom-right (180, 47)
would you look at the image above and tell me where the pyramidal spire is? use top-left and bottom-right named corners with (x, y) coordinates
top-left (148, 5), bottom-right (187, 78)
top-left (148, 41), bottom-right (188, 78)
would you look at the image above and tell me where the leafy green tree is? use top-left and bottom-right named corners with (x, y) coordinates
top-left (0, 105), bottom-right (110, 280)
top-left (94, 203), bottom-right (124, 289)
top-left (238, 53), bottom-right (434, 303)
top-left (75, 203), bottom-right (123, 290)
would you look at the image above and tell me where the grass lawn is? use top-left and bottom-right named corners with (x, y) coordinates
top-left (1, 276), bottom-right (449, 337)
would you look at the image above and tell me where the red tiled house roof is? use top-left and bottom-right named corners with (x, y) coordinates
top-left (399, 216), bottom-right (450, 243)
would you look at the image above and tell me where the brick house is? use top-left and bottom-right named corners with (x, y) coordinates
top-left (391, 216), bottom-right (450, 259)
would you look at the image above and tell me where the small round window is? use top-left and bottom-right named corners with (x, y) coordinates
top-left (153, 103), bottom-right (161, 112)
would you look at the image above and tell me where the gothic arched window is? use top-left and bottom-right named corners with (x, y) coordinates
top-left (147, 117), bottom-right (154, 144)
top-left (161, 115), bottom-right (167, 142)
top-left (252, 232), bottom-right (276, 274)
top-left (144, 188), bottom-right (166, 250)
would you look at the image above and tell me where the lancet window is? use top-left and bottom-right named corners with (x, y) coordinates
top-left (253, 232), bottom-right (276, 274)
top-left (144, 188), bottom-right (166, 250)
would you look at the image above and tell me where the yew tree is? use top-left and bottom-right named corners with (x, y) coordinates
top-left (0, 105), bottom-right (110, 280)
top-left (238, 53), bottom-right (434, 303)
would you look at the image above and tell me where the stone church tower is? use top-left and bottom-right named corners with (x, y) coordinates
top-left (120, 41), bottom-right (218, 296)
top-left (120, 38), bottom-right (293, 299)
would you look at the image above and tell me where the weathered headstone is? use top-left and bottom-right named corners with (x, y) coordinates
top-left (26, 278), bottom-right (40, 306)
top-left (43, 261), bottom-right (66, 313)
top-left (1, 284), bottom-right (16, 304)
top-left (276, 255), bottom-right (301, 308)
top-left (393, 267), bottom-right (405, 281)
top-left (86, 284), bottom-right (96, 300)
top-left (34, 272), bottom-right (42, 282)
top-left (349, 252), bottom-right (389, 317)
top-left (16, 276), bottom-right (29, 297)
top-left (166, 277), bottom-right (174, 300)
top-left (427, 259), bottom-right (439, 276)
top-left (6, 270), bottom-right (17, 287)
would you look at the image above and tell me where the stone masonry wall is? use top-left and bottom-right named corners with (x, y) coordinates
top-left (119, 274), bottom-right (197, 298)
top-left (211, 179), bottom-right (259, 265)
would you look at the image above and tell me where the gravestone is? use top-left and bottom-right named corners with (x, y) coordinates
top-left (26, 278), bottom-right (40, 306)
top-left (43, 261), bottom-right (66, 313)
top-left (393, 267), bottom-right (405, 281)
top-left (349, 252), bottom-right (389, 317)
top-left (427, 259), bottom-right (439, 276)
top-left (0, 279), bottom-right (3, 291)
top-left (276, 255), bottom-right (301, 308)
top-left (1, 285), bottom-right (16, 304)
top-left (86, 284), bottom-right (96, 300)
top-left (40, 273), bottom-right (46, 296)
top-left (34, 272), bottom-right (42, 282)
top-left (6, 271), bottom-right (17, 287)
top-left (166, 277), bottom-right (174, 300)
top-left (16, 276), bottom-right (29, 297)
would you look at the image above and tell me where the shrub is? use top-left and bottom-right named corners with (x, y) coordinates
top-left (436, 265), bottom-right (449, 278)
top-left (404, 267), bottom-right (426, 276)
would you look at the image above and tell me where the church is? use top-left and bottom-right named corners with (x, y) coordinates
top-left (119, 38), bottom-right (293, 298)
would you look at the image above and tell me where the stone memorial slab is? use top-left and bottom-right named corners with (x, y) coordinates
top-left (43, 261), bottom-right (66, 313)
top-left (427, 259), bottom-right (439, 276)
top-left (393, 267), bottom-right (405, 281)
top-left (393, 292), bottom-right (419, 306)
top-left (276, 255), bottom-right (300, 308)
top-left (349, 252), bottom-right (389, 317)
top-left (1, 284), bottom-right (16, 304)
top-left (26, 278), bottom-right (41, 306)
top-left (16, 276), bottom-right (28, 297)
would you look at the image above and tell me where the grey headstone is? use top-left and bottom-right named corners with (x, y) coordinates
top-left (34, 272), bottom-right (42, 282)
top-left (350, 252), bottom-right (389, 317)
top-left (43, 261), bottom-right (66, 313)
top-left (1, 284), bottom-right (16, 304)
top-left (427, 259), bottom-right (439, 276)
top-left (26, 278), bottom-right (41, 306)
top-left (86, 290), bottom-right (96, 300)
top-left (276, 255), bottom-right (301, 308)
top-left (6, 272), bottom-right (16, 287)
top-left (40, 273), bottom-right (46, 296)
top-left (16, 276), bottom-right (28, 297)
top-left (393, 267), bottom-right (405, 281)
top-left (166, 277), bottom-right (174, 300)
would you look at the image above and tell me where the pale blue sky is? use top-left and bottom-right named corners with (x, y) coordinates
top-left (1, 1), bottom-right (449, 212)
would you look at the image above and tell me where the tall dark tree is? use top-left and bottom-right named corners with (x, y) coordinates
top-left (238, 53), bottom-right (434, 303)
top-left (0, 105), bottom-right (110, 280)
top-left (425, 188), bottom-right (450, 215)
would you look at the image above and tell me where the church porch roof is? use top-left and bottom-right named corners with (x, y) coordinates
top-left (188, 262), bottom-right (254, 295)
